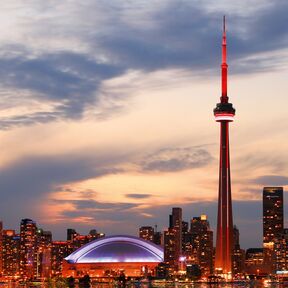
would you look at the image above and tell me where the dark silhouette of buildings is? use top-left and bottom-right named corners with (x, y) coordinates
top-left (214, 16), bottom-right (235, 275)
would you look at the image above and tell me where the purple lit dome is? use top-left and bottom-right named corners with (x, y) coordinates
top-left (65, 235), bottom-right (164, 264)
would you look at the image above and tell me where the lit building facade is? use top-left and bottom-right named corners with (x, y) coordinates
top-left (36, 229), bottom-right (52, 279)
top-left (2, 230), bottom-right (20, 277)
top-left (274, 229), bottom-right (288, 272)
top-left (0, 221), bottom-right (2, 276)
top-left (51, 241), bottom-right (73, 277)
top-left (245, 248), bottom-right (265, 275)
top-left (20, 219), bottom-right (37, 279)
top-left (70, 229), bottom-right (105, 250)
top-left (139, 226), bottom-right (154, 243)
top-left (263, 187), bottom-right (284, 273)
top-left (263, 187), bottom-right (284, 245)
top-left (164, 207), bottom-right (182, 271)
top-left (190, 215), bottom-right (213, 276)
top-left (232, 226), bottom-right (245, 275)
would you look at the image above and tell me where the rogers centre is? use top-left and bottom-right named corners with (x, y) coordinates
top-left (62, 235), bottom-right (164, 278)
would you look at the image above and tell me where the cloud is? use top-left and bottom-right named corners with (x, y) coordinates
top-left (0, 152), bottom-right (123, 205)
top-left (125, 193), bottom-right (152, 199)
top-left (0, 51), bottom-right (125, 129)
top-left (141, 146), bottom-right (213, 172)
top-left (0, 1), bottom-right (287, 129)
top-left (55, 199), bottom-right (138, 211)
top-left (251, 175), bottom-right (288, 186)
top-left (97, 0), bottom-right (288, 74)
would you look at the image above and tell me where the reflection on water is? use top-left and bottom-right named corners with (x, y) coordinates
top-left (0, 283), bottom-right (286, 288)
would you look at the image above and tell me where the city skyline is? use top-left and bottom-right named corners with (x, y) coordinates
top-left (0, 1), bottom-right (288, 248)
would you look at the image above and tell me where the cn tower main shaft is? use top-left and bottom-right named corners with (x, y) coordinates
top-left (214, 16), bottom-right (235, 275)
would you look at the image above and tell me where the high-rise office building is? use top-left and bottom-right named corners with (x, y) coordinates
top-left (70, 230), bottom-right (105, 250)
top-left (274, 228), bottom-right (288, 272)
top-left (51, 241), bottom-right (73, 277)
top-left (153, 231), bottom-right (162, 246)
top-left (67, 229), bottom-right (77, 241)
top-left (139, 226), bottom-right (154, 242)
top-left (232, 226), bottom-right (245, 275)
top-left (0, 221), bottom-right (2, 276)
top-left (263, 187), bottom-right (284, 245)
top-left (164, 229), bottom-right (177, 269)
top-left (36, 229), bottom-right (52, 279)
top-left (190, 215), bottom-right (213, 276)
top-left (2, 230), bottom-right (20, 277)
top-left (182, 221), bottom-right (189, 253)
top-left (164, 207), bottom-right (182, 271)
top-left (214, 17), bottom-right (236, 275)
top-left (20, 219), bottom-right (37, 279)
top-left (245, 248), bottom-right (265, 275)
top-left (170, 207), bottom-right (182, 260)
top-left (263, 187), bottom-right (284, 273)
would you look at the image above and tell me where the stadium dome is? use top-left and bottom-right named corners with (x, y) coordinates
top-left (65, 235), bottom-right (164, 264)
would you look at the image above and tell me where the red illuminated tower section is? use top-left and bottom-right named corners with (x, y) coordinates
top-left (214, 16), bottom-right (235, 275)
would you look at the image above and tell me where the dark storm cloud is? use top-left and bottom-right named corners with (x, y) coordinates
top-left (251, 175), bottom-right (288, 186)
top-left (141, 147), bottom-right (213, 172)
top-left (125, 194), bottom-right (152, 199)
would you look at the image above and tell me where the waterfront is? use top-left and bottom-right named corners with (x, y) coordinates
top-left (0, 282), bottom-right (285, 288)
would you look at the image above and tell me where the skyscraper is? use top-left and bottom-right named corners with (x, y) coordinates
top-left (190, 215), bottom-right (214, 276)
top-left (263, 186), bottom-right (284, 273)
top-left (51, 241), bottom-right (73, 277)
top-left (139, 226), bottom-right (154, 242)
top-left (36, 229), bottom-right (52, 279)
top-left (214, 17), bottom-right (235, 275)
top-left (263, 187), bottom-right (284, 245)
top-left (20, 219), bottom-right (37, 279)
top-left (232, 226), bottom-right (245, 275)
top-left (2, 230), bottom-right (20, 277)
top-left (67, 228), bottom-right (77, 241)
top-left (0, 221), bottom-right (3, 276)
top-left (164, 207), bottom-right (182, 271)
top-left (274, 228), bottom-right (288, 272)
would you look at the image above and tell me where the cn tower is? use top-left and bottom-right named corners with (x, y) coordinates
top-left (214, 16), bottom-right (235, 275)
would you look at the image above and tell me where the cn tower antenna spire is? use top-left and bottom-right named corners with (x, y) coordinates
top-left (221, 15), bottom-right (228, 102)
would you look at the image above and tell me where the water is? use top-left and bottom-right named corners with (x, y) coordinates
top-left (0, 283), bottom-right (283, 288)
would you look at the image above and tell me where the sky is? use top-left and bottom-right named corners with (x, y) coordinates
top-left (0, 0), bottom-right (288, 248)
